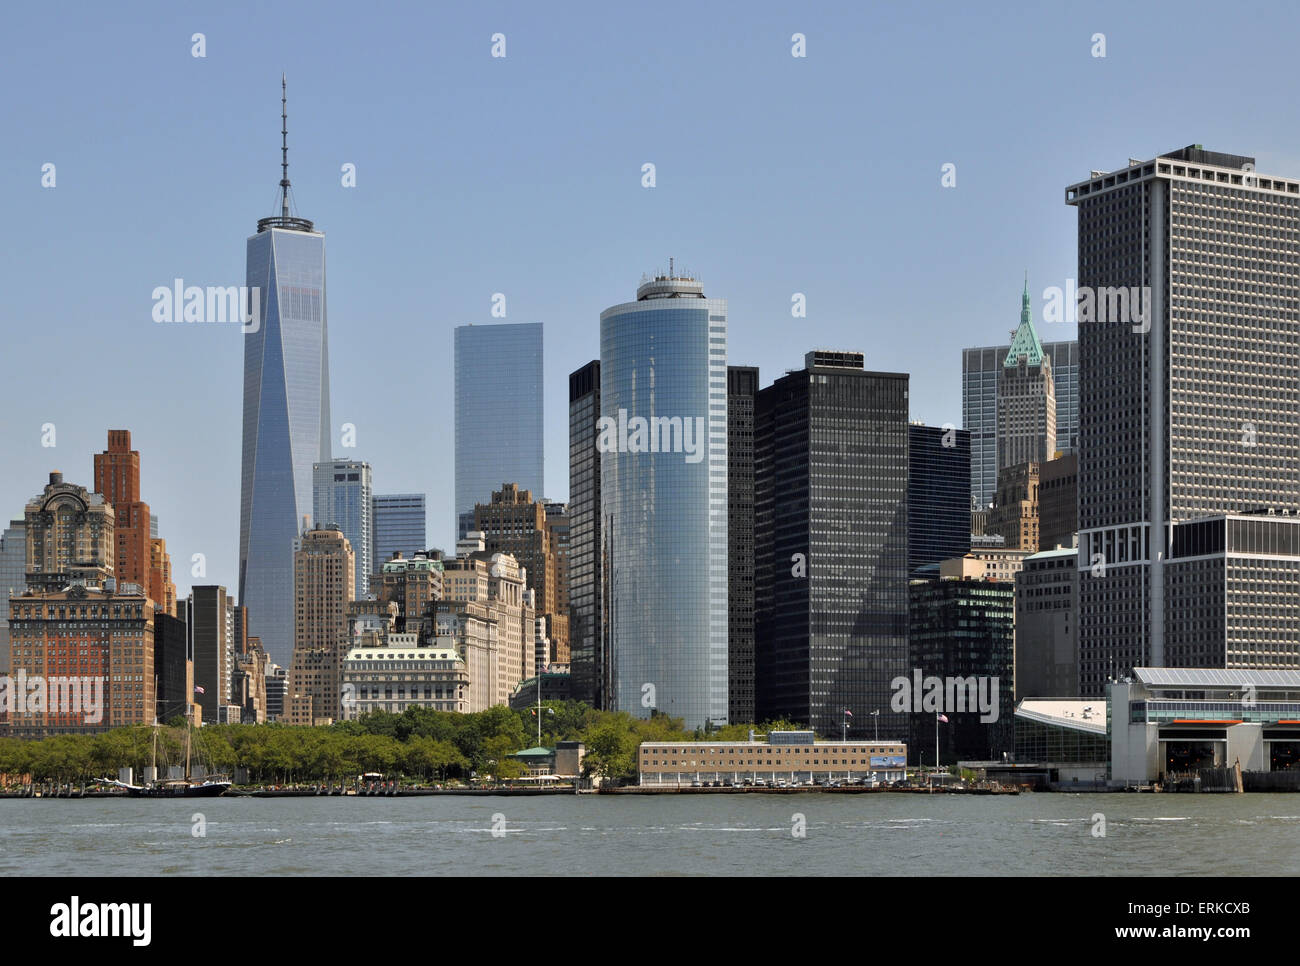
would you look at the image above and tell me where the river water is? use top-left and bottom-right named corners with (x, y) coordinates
top-left (2, 793), bottom-right (1297, 876)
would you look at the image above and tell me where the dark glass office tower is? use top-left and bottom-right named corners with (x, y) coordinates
top-left (908, 423), bottom-right (971, 575)
top-left (1066, 146), bottom-right (1300, 692)
top-left (908, 578), bottom-right (1014, 763)
top-left (453, 323), bottom-right (544, 539)
top-left (728, 366), bottom-right (758, 724)
top-left (755, 350), bottom-right (909, 738)
top-left (568, 361), bottom-right (604, 708)
top-left (239, 80), bottom-right (330, 670)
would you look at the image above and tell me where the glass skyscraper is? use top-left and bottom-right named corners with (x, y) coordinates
top-left (963, 335), bottom-right (1078, 508)
top-left (567, 361), bottom-right (605, 709)
top-left (754, 351), bottom-right (909, 739)
top-left (313, 459), bottom-right (372, 594)
top-left (238, 83), bottom-right (331, 670)
top-left (372, 494), bottom-right (427, 569)
top-left (600, 272), bottom-right (728, 730)
top-left (453, 323), bottom-right (545, 540)
top-left (908, 423), bottom-right (972, 575)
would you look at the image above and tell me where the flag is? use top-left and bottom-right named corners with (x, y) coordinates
top-left (843, 709), bottom-right (853, 717)
top-left (194, 685), bottom-right (205, 694)
top-left (937, 713), bottom-right (948, 723)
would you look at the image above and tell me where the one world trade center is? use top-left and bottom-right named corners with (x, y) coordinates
top-left (239, 76), bottom-right (331, 669)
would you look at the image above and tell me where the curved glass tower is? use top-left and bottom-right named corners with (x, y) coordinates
top-left (238, 79), bottom-right (331, 669)
top-left (600, 271), bottom-right (728, 729)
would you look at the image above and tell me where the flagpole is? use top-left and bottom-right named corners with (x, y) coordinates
top-left (933, 714), bottom-right (939, 792)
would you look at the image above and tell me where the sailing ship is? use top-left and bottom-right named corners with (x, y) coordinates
top-left (98, 719), bottom-right (231, 798)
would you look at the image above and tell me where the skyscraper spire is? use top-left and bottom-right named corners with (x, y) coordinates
top-left (280, 73), bottom-right (290, 219)
top-left (1022, 271), bottom-right (1031, 325)
top-left (257, 74), bottom-right (313, 233)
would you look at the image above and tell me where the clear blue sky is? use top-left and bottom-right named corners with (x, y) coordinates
top-left (2, 0), bottom-right (1296, 601)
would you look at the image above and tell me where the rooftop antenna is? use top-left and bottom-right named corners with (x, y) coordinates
top-left (669, 256), bottom-right (674, 278)
top-left (280, 73), bottom-right (290, 218)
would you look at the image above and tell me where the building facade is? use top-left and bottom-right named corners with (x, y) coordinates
top-left (907, 423), bottom-right (972, 575)
top-left (185, 585), bottom-right (234, 724)
top-left (638, 732), bottom-right (908, 786)
top-left (728, 365), bottom-right (758, 724)
top-left (341, 633), bottom-right (470, 717)
top-left (24, 472), bottom-right (114, 590)
top-left (601, 271), bottom-right (728, 729)
top-left (474, 483), bottom-right (568, 665)
top-left (313, 459), bottom-right (372, 595)
top-left (372, 494), bottom-right (426, 570)
top-left (1014, 548), bottom-right (1079, 700)
top-left (567, 360), bottom-right (605, 709)
top-left (1038, 452), bottom-right (1078, 551)
top-left (0, 521), bottom-right (26, 674)
top-left (908, 577), bottom-right (1015, 764)
top-left (755, 350), bottom-right (909, 738)
top-left (988, 460), bottom-right (1040, 552)
top-left (453, 322), bottom-right (544, 539)
top-left (288, 526), bottom-right (355, 724)
top-left (1066, 146), bottom-right (1300, 693)
top-left (7, 584), bottom-right (156, 737)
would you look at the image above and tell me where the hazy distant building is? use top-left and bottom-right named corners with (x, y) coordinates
top-left (454, 322), bottom-right (544, 539)
top-left (755, 350), bottom-right (909, 738)
top-left (372, 494), bottom-right (426, 572)
top-left (567, 360), bottom-right (605, 709)
top-left (0, 521), bottom-right (25, 674)
top-left (313, 459), bottom-right (372, 594)
top-left (728, 365), bottom-right (759, 724)
top-left (601, 271), bottom-right (728, 729)
top-left (908, 423), bottom-right (972, 575)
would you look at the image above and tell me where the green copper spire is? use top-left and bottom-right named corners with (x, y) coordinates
top-left (1004, 275), bottom-right (1044, 368)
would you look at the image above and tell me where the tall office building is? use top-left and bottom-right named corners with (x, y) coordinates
top-left (963, 335), bottom-right (1077, 508)
top-left (907, 423), bottom-right (972, 575)
top-left (288, 526), bottom-right (355, 725)
top-left (1066, 145), bottom-right (1300, 691)
top-left (755, 350), bottom-right (909, 738)
top-left (239, 78), bottom-right (332, 669)
top-left (453, 322), bottom-right (544, 539)
top-left (601, 270), bottom-right (728, 729)
top-left (567, 360), bottom-right (605, 708)
top-left (94, 430), bottom-right (176, 614)
top-left (908, 575), bottom-right (1015, 763)
top-left (1014, 548), bottom-right (1079, 700)
top-left (728, 365), bottom-right (758, 724)
top-left (184, 585), bottom-right (234, 725)
top-left (998, 280), bottom-right (1056, 470)
top-left (474, 484), bottom-right (568, 664)
top-left (988, 460), bottom-right (1041, 552)
top-left (313, 459), bottom-right (372, 593)
top-left (372, 494), bottom-right (426, 570)
top-left (0, 521), bottom-right (26, 674)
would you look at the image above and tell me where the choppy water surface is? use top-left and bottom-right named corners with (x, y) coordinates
top-left (2, 793), bottom-right (1298, 876)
